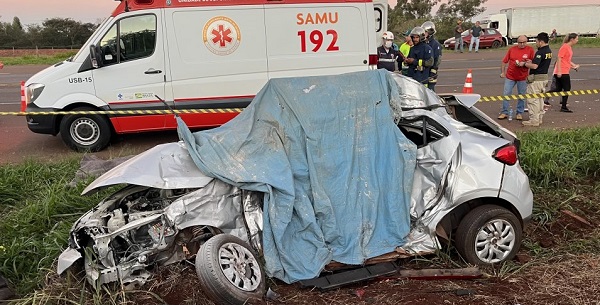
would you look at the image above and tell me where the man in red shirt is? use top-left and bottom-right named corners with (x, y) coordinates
top-left (498, 35), bottom-right (535, 120)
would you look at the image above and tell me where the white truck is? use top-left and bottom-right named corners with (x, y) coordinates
top-left (484, 4), bottom-right (600, 44)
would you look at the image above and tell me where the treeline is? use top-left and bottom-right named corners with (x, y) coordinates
top-left (0, 17), bottom-right (97, 49)
top-left (389, 0), bottom-right (488, 41)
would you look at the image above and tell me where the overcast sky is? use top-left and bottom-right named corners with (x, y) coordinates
top-left (2, 0), bottom-right (599, 25)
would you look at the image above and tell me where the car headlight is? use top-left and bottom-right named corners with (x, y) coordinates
top-left (26, 83), bottom-right (45, 104)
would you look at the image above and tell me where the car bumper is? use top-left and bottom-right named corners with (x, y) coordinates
top-left (26, 104), bottom-right (59, 135)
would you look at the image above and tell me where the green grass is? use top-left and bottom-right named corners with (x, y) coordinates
top-left (517, 127), bottom-right (600, 187)
top-left (3, 126), bottom-right (600, 303)
top-left (0, 51), bottom-right (77, 65)
top-left (0, 159), bottom-right (112, 296)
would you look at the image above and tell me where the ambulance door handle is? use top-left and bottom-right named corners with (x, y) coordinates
top-left (145, 68), bottom-right (162, 74)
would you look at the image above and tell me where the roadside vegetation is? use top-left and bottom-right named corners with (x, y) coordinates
top-left (2, 126), bottom-right (600, 304)
top-left (0, 51), bottom-right (77, 66)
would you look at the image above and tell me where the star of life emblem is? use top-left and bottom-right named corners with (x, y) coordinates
top-left (203, 16), bottom-right (241, 56)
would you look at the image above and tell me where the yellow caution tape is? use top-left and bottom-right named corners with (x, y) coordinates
top-left (478, 89), bottom-right (600, 102)
top-left (0, 108), bottom-right (245, 116)
top-left (1, 89), bottom-right (599, 116)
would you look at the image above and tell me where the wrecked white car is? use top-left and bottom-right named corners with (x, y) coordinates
top-left (58, 71), bottom-right (533, 305)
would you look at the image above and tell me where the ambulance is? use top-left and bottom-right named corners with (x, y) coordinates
top-left (23, 0), bottom-right (387, 151)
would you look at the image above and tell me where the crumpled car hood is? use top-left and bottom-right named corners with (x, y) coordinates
top-left (82, 142), bottom-right (214, 195)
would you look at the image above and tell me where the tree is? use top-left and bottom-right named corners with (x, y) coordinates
top-left (396, 0), bottom-right (441, 20)
top-left (39, 18), bottom-right (95, 48)
top-left (437, 0), bottom-right (488, 21)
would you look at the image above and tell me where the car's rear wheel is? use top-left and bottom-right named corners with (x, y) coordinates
top-left (492, 40), bottom-right (501, 48)
top-left (195, 234), bottom-right (265, 305)
top-left (455, 205), bottom-right (522, 265)
top-left (59, 107), bottom-right (111, 152)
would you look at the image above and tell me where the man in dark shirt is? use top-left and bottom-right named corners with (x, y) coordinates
top-left (454, 19), bottom-right (464, 53)
top-left (522, 32), bottom-right (552, 126)
top-left (404, 27), bottom-right (433, 85)
top-left (422, 21), bottom-right (442, 92)
top-left (469, 21), bottom-right (482, 53)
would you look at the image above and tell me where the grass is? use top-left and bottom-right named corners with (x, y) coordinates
top-left (0, 158), bottom-right (112, 296)
top-left (0, 51), bottom-right (77, 65)
top-left (3, 126), bottom-right (600, 304)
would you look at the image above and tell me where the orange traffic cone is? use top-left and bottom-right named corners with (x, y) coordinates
top-left (20, 81), bottom-right (26, 112)
top-left (462, 69), bottom-right (473, 93)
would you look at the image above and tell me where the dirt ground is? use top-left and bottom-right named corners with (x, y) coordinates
top-left (123, 186), bottom-right (599, 305)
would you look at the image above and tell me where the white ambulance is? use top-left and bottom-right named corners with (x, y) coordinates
top-left (23, 0), bottom-right (387, 151)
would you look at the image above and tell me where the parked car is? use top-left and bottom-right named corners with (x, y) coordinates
top-left (57, 71), bottom-right (533, 305)
top-left (444, 28), bottom-right (505, 49)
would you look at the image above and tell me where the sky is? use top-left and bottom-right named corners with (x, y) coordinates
top-left (1, 0), bottom-right (599, 25)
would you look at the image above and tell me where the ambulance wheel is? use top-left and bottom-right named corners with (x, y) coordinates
top-left (60, 107), bottom-right (111, 152)
top-left (492, 40), bottom-right (501, 48)
top-left (195, 234), bottom-right (265, 305)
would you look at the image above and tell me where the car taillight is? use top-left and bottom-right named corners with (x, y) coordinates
top-left (368, 54), bottom-right (378, 66)
top-left (493, 144), bottom-right (518, 165)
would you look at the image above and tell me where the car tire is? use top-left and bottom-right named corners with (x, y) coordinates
top-left (492, 40), bottom-right (501, 48)
top-left (59, 107), bottom-right (112, 152)
top-left (195, 234), bottom-right (265, 305)
top-left (455, 205), bottom-right (522, 265)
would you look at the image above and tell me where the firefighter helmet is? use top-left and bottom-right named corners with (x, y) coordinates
top-left (421, 21), bottom-right (436, 36)
top-left (410, 27), bottom-right (426, 42)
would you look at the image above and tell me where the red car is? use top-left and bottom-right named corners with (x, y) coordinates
top-left (444, 28), bottom-right (505, 50)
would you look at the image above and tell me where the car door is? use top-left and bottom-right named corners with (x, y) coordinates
top-left (479, 28), bottom-right (493, 48)
top-left (92, 11), bottom-right (166, 132)
top-left (397, 109), bottom-right (460, 220)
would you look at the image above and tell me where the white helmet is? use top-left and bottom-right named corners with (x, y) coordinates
top-left (382, 31), bottom-right (395, 40)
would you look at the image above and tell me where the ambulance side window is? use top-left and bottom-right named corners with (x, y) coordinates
top-left (99, 14), bottom-right (157, 66)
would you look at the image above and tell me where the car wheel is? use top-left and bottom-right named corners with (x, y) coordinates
top-left (195, 234), bottom-right (265, 305)
top-left (455, 205), bottom-right (522, 265)
top-left (492, 40), bottom-right (501, 48)
top-left (59, 107), bottom-right (111, 152)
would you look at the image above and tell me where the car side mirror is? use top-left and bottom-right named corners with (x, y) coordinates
top-left (89, 44), bottom-right (103, 69)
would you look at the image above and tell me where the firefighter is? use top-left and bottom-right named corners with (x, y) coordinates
top-left (404, 27), bottom-right (433, 86)
top-left (421, 21), bottom-right (442, 92)
top-left (377, 31), bottom-right (402, 72)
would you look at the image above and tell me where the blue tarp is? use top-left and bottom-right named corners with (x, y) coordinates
top-left (177, 69), bottom-right (417, 283)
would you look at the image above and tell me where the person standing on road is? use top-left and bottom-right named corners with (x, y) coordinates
top-left (498, 35), bottom-right (535, 120)
top-left (522, 32), bottom-right (552, 127)
top-left (421, 21), bottom-right (442, 92)
top-left (404, 27), bottom-right (433, 86)
top-left (550, 29), bottom-right (558, 42)
top-left (454, 19), bottom-right (464, 53)
top-left (377, 31), bottom-right (402, 72)
top-left (469, 21), bottom-right (482, 53)
top-left (546, 33), bottom-right (580, 113)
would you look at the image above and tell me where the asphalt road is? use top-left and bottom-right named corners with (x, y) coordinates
top-left (1, 47), bottom-right (599, 164)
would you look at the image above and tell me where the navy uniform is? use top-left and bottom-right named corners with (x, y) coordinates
top-left (425, 35), bottom-right (442, 91)
top-left (421, 21), bottom-right (442, 91)
top-left (405, 27), bottom-right (433, 85)
top-left (377, 46), bottom-right (402, 72)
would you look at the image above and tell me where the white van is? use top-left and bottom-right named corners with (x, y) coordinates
top-left (23, 0), bottom-right (387, 151)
